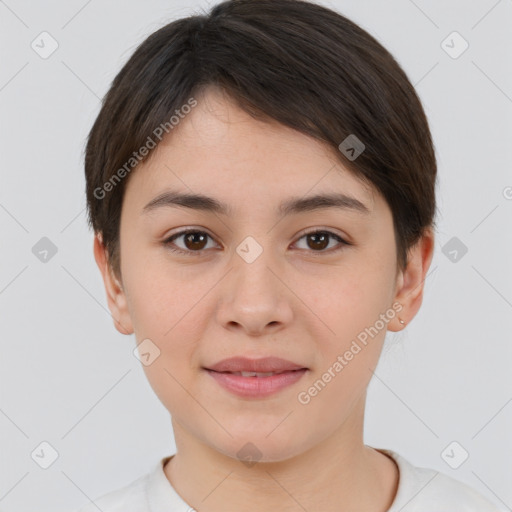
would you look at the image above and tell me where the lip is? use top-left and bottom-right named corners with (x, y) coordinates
top-left (203, 357), bottom-right (308, 399)
top-left (204, 356), bottom-right (307, 373)
top-left (204, 368), bottom-right (308, 398)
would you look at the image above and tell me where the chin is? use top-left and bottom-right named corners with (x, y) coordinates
top-left (211, 431), bottom-right (312, 466)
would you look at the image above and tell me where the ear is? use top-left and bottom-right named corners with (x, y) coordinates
top-left (388, 227), bottom-right (435, 331)
top-left (93, 233), bottom-right (134, 335)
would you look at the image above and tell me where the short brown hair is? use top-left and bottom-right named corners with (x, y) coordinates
top-left (85, 0), bottom-right (437, 279)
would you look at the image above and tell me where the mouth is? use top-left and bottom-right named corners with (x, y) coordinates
top-left (203, 366), bottom-right (308, 398)
top-left (202, 356), bottom-right (309, 398)
top-left (203, 356), bottom-right (308, 374)
top-left (208, 369), bottom-right (304, 377)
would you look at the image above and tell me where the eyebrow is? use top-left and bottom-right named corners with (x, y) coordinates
top-left (142, 190), bottom-right (371, 217)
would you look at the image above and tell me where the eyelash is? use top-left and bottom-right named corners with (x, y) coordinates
top-left (163, 229), bottom-right (350, 257)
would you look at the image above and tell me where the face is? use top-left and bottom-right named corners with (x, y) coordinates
top-left (95, 86), bottom-right (433, 463)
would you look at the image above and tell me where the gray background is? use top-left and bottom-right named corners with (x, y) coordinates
top-left (0, 0), bottom-right (511, 511)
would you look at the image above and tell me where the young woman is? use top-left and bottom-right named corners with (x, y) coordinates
top-left (78, 0), bottom-right (501, 510)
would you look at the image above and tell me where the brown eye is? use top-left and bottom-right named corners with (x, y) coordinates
top-left (164, 230), bottom-right (216, 256)
top-left (164, 228), bottom-right (349, 257)
top-left (182, 232), bottom-right (208, 250)
top-left (294, 230), bottom-right (349, 254)
top-left (306, 232), bottom-right (330, 250)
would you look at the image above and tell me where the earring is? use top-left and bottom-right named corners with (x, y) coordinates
top-left (399, 318), bottom-right (405, 326)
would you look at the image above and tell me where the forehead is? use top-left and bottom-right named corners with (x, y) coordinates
top-left (124, 87), bottom-right (379, 215)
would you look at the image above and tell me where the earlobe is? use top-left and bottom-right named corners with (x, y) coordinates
top-left (389, 228), bottom-right (435, 331)
top-left (93, 234), bottom-right (134, 335)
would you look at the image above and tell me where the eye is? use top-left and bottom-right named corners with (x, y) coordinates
top-left (163, 229), bottom-right (218, 256)
top-left (163, 228), bottom-right (350, 256)
top-left (293, 229), bottom-right (350, 254)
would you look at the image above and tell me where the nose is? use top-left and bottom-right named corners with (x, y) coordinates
top-left (215, 246), bottom-right (294, 337)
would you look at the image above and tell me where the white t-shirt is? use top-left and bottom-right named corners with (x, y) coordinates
top-left (73, 448), bottom-right (503, 511)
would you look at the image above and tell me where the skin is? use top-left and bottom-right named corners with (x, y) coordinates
top-left (94, 86), bottom-right (434, 511)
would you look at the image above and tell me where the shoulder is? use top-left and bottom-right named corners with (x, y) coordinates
top-left (379, 449), bottom-right (503, 512)
top-left (70, 455), bottom-right (195, 512)
top-left (71, 471), bottom-right (149, 512)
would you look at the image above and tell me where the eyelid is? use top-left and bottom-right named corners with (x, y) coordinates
top-left (295, 226), bottom-right (350, 244)
top-left (293, 228), bottom-right (351, 254)
top-left (163, 227), bottom-right (220, 256)
top-left (163, 226), bottom-right (351, 256)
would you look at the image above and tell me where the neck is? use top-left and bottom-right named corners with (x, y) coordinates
top-left (163, 395), bottom-right (399, 512)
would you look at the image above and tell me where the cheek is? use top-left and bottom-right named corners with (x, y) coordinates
top-left (302, 262), bottom-right (394, 338)
top-left (121, 244), bottom-right (186, 334)
top-left (129, 268), bottom-right (203, 411)
top-left (122, 253), bottom-right (207, 369)
top-left (298, 256), bottom-right (397, 397)
top-left (300, 268), bottom-right (393, 411)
